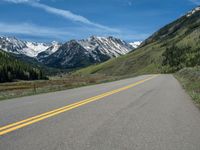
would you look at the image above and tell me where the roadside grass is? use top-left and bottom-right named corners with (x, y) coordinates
top-left (0, 74), bottom-right (120, 101)
top-left (175, 67), bottom-right (200, 106)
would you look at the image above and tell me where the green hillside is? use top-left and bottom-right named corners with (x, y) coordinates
top-left (76, 8), bottom-right (200, 76)
top-left (0, 50), bottom-right (47, 83)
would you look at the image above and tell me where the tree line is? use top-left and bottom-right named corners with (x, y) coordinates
top-left (0, 50), bottom-right (47, 83)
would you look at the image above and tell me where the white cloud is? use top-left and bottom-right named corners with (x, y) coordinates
top-left (2, 0), bottom-right (119, 32)
top-left (189, 0), bottom-right (200, 5)
top-left (0, 22), bottom-right (148, 42)
top-left (1, 0), bottom-right (147, 41)
top-left (3, 0), bottom-right (39, 3)
top-left (0, 22), bottom-right (73, 38)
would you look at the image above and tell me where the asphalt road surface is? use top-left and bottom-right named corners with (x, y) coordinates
top-left (0, 74), bottom-right (200, 150)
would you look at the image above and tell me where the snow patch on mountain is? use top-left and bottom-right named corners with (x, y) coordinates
top-left (37, 41), bottom-right (62, 59)
top-left (25, 42), bottom-right (50, 56)
top-left (129, 41), bottom-right (142, 48)
top-left (48, 41), bottom-right (61, 54)
top-left (78, 36), bottom-right (133, 58)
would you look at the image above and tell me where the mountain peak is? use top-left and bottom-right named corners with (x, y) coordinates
top-left (108, 36), bottom-right (117, 40)
top-left (40, 35), bottom-right (134, 69)
top-left (88, 36), bottom-right (105, 41)
top-left (51, 41), bottom-right (60, 45)
top-left (68, 39), bottom-right (79, 44)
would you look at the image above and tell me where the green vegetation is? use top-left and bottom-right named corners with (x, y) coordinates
top-left (175, 67), bottom-right (200, 106)
top-left (0, 50), bottom-right (47, 83)
top-left (162, 44), bottom-right (200, 72)
top-left (75, 42), bottom-right (162, 76)
top-left (12, 52), bottom-right (68, 76)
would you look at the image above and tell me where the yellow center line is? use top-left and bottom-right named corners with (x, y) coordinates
top-left (0, 75), bottom-right (158, 136)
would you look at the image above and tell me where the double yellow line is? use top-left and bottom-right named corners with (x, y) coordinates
top-left (0, 75), bottom-right (158, 136)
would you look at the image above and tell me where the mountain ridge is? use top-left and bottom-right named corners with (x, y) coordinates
top-left (0, 36), bottom-right (135, 69)
top-left (0, 36), bottom-right (60, 57)
top-left (38, 36), bottom-right (134, 69)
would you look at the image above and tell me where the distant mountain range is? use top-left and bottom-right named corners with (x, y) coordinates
top-left (40, 36), bottom-right (135, 69)
top-left (0, 36), bottom-right (61, 57)
top-left (0, 36), bottom-right (139, 69)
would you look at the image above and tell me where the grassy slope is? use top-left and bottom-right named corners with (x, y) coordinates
top-left (175, 67), bottom-right (200, 106)
top-left (75, 42), bottom-right (163, 76)
top-left (75, 9), bottom-right (200, 76)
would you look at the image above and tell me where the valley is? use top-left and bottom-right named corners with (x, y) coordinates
top-left (1, 6), bottom-right (200, 104)
top-left (0, 36), bottom-right (139, 100)
top-left (0, 7), bottom-right (200, 105)
top-left (1, 1), bottom-right (200, 149)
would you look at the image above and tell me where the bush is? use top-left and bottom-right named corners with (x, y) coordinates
top-left (162, 44), bottom-right (200, 72)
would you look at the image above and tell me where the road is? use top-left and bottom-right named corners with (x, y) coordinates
top-left (0, 74), bottom-right (200, 150)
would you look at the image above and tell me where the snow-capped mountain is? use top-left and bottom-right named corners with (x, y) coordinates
top-left (40, 36), bottom-right (134, 69)
top-left (0, 36), bottom-right (134, 69)
top-left (0, 36), bottom-right (59, 57)
top-left (37, 41), bottom-right (62, 59)
top-left (0, 36), bottom-right (28, 55)
top-left (78, 36), bottom-right (133, 58)
top-left (129, 41), bottom-right (142, 49)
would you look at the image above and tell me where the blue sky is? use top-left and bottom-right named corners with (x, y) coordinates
top-left (0, 0), bottom-right (199, 42)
